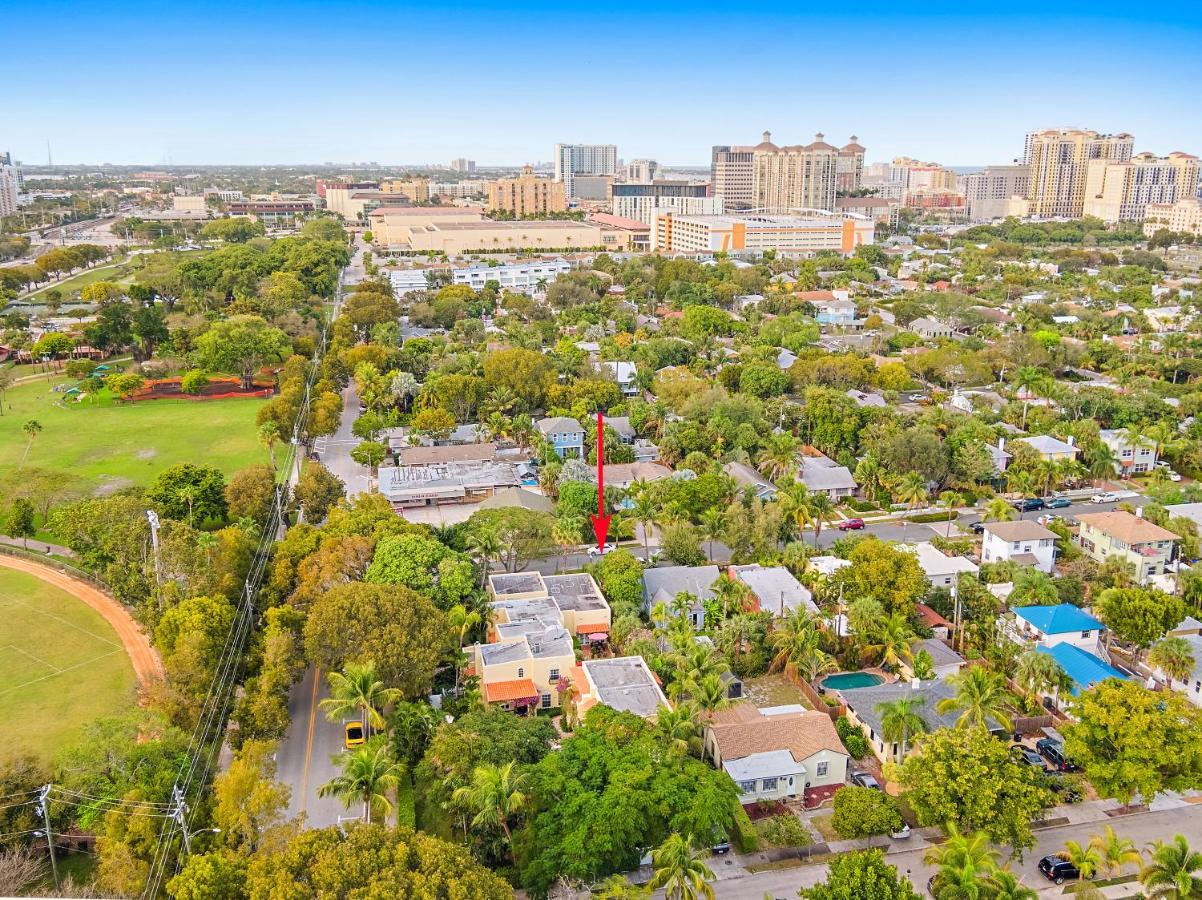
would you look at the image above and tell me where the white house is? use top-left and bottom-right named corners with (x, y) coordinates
top-left (1016, 434), bottom-right (1079, 463)
top-left (981, 520), bottom-right (1057, 573)
top-left (798, 454), bottom-right (858, 501)
top-left (1006, 604), bottom-right (1106, 654)
top-left (705, 703), bottom-right (849, 807)
top-left (730, 564), bottom-right (818, 617)
top-left (1099, 428), bottom-right (1158, 474)
top-left (602, 361), bottom-right (639, 397)
top-left (908, 542), bottom-right (978, 597)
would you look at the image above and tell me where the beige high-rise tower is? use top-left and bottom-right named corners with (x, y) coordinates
top-left (1025, 128), bottom-right (1134, 218)
top-left (488, 165), bottom-right (567, 216)
top-left (752, 132), bottom-right (840, 212)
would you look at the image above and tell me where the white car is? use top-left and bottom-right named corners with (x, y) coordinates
top-left (587, 543), bottom-right (617, 557)
top-left (1169, 472), bottom-right (1183, 482)
top-left (1091, 492), bottom-right (1119, 503)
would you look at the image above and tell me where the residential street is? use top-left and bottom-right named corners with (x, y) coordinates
top-left (275, 665), bottom-right (352, 829)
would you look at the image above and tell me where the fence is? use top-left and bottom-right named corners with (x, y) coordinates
top-left (0, 543), bottom-right (110, 592)
top-left (792, 673), bottom-right (844, 720)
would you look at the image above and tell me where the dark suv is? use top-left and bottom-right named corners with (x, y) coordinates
top-left (1013, 498), bottom-right (1046, 512)
top-left (1035, 738), bottom-right (1079, 772)
top-left (1039, 856), bottom-right (1079, 884)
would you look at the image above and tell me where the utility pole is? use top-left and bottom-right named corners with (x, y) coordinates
top-left (37, 784), bottom-right (59, 888)
top-left (172, 785), bottom-right (191, 855)
top-left (146, 510), bottom-right (163, 585)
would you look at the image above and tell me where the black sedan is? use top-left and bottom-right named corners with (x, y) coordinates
top-left (1039, 856), bottom-right (1080, 885)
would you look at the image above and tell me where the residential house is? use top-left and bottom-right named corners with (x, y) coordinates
top-left (536, 416), bottom-right (585, 458)
top-left (841, 678), bottom-right (1006, 762)
top-left (777, 348), bottom-right (799, 370)
top-left (1035, 643), bottom-right (1128, 710)
top-left (724, 460), bottom-right (778, 501)
top-left (571, 656), bottom-right (669, 720)
top-left (900, 638), bottom-right (966, 680)
top-left (908, 542), bottom-right (979, 597)
top-left (846, 389), bottom-right (887, 408)
top-left (605, 461), bottom-right (674, 490)
top-left (908, 317), bottom-right (955, 340)
top-left (1074, 510), bottom-right (1178, 584)
top-left (801, 291), bottom-right (857, 326)
top-left (807, 555), bottom-right (851, 579)
top-left (981, 520), bottom-right (1058, 573)
top-left (986, 438), bottom-right (1012, 474)
top-left (643, 565), bottom-right (721, 629)
top-left (1016, 434), bottom-right (1080, 463)
top-left (607, 416), bottom-right (637, 442)
top-left (1157, 618), bottom-right (1202, 708)
top-left (1006, 603), bottom-right (1106, 654)
top-left (915, 603), bottom-right (952, 640)
top-left (730, 565), bottom-right (818, 616)
top-left (602, 361), bottom-right (639, 397)
top-left (798, 454), bottom-right (858, 501)
top-left (1099, 428), bottom-right (1158, 474)
top-left (608, 416), bottom-right (660, 462)
top-left (704, 703), bottom-right (849, 807)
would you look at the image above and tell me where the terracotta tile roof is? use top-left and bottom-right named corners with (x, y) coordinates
top-left (915, 603), bottom-right (952, 629)
top-left (576, 622), bottom-right (610, 635)
top-left (483, 678), bottom-right (539, 703)
top-left (708, 703), bottom-right (846, 762)
top-left (1075, 510), bottom-right (1178, 544)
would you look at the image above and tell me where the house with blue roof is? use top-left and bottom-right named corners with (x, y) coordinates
top-left (1007, 603), bottom-right (1106, 655)
top-left (1036, 643), bottom-right (1128, 710)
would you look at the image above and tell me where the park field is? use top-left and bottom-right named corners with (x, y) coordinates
top-left (0, 566), bottom-right (138, 764)
top-left (0, 375), bottom-right (270, 494)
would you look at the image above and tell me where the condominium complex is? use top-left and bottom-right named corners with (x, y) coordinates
top-left (752, 132), bottom-right (841, 212)
top-left (0, 152), bottom-right (20, 217)
top-left (960, 165), bottom-right (1031, 221)
top-left (487, 165), bottom-right (567, 216)
top-left (380, 178), bottom-right (431, 203)
top-left (1025, 128), bottom-right (1135, 218)
top-left (654, 210), bottom-right (874, 255)
top-left (452, 259), bottom-right (572, 292)
top-left (450, 158), bottom-right (476, 172)
top-left (1143, 197), bottom-right (1202, 237)
top-left (711, 142), bottom-right (757, 209)
top-left (611, 180), bottom-right (721, 225)
top-left (1082, 152), bottom-right (1200, 222)
top-left (889, 157), bottom-right (959, 194)
top-left (553, 143), bottom-right (618, 198)
top-left (836, 136), bottom-right (866, 193)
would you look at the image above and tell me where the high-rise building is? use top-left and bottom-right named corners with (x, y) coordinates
top-left (624, 159), bottom-right (659, 183)
top-left (1143, 198), bottom-right (1202, 238)
top-left (0, 153), bottom-right (20, 217)
top-left (611, 181), bottom-right (721, 225)
top-left (836, 136), bottom-right (866, 194)
top-left (1082, 152), bottom-right (1199, 223)
top-left (752, 132), bottom-right (841, 213)
top-left (553, 143), bottom-right (618, 198)
top-left (487, 165), bottom-right (568, 216)
top-left (381, 179), bottom-right (431, 202)
top-left (711, 141), bottom-right (758, 209)
top-left (1025, 128), bottom-right (1135, 218)
top-left (889, 158), bottom-right (959, 194)
top-left (450, 158), bottom-right (476, 173)
top-left (961, 165), bottom-right (1031, 221)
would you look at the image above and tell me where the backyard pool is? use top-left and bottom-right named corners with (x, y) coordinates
top-left (821, 672), bottom-right (885, 691)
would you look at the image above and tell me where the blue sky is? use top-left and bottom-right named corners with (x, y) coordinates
top-left (5, 1), bottom-right (1200, 167)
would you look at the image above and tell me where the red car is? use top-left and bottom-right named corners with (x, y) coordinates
top-left (837, 518), bottom-right (865, 531)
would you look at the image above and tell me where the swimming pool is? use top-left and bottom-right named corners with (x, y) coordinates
top-left (821, 672), bottom-right (885, 691)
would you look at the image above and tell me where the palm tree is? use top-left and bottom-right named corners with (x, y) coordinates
top-left (630, 492), bottom-right (659, 562)
top-left (689, 672), bottom-right (733, 721)
top-left (1060, 839), bottom-right (1102, 883)
top-left (1013, 649), bottom-right (1069, 706)
top-left (699, 507), bottom-right (724, 562)
top-left (940, 490), bottom-right (964, 537)
top-left (1141, 835), bottom-right (1202, 899)
top-left (876, 695), bottom-right (927, 762)
top-left (779, 482), bottom-right (814, 543)
top-left (894, 471), bottom-right (928, 542)
top-left (768, 610), bottom-right (834, 684)
top-left (983, 497), bottom-right (1017, 523)
top-left (1149, 636), bottom-right (1195, 685)
top-left (925, 825), bottom-right (1000, 899)
top-left (1090, 825), bottom-right (1142, 878)
top-left (320, 662), bottom-right (401, 738)
top-left (318, 738), bottom-right (403, 824)
top-left (863, 612), bottom-right (917, 669)
top-left (935, 666), bottom-right (1014, 731)
top-left (19, 419), bottom-right (42, 467)
top-left (552, 515), bottom-right (583, 573)
top-left (854, 453), bottom-right (887, 502)
top-left (806, 492), bottom-right (836, 547)
top-left (452, 761), bottom-right (528, 865)
top-left (646, 833), bottom-right (715, 900)
top-left (986, 869), bottom-right (1039, 900)
top-left (258, 421), bottom-right (280, 473)
top-left (656, 703), bottom-right (702, 757)
top-left (1087, 442), bottom-right (1118, 486)
top-left (447, 603), bottom-right (481, 649)
top-left (709, 574), bottom-right (750, 619)
top-left (466, 529), bottom-right (503, 587)
top-left (1014, 366), bottom-right (1053, 430)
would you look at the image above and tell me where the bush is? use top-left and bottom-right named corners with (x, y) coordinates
top-left (907, 511), bottom-right (952, 523)
top-left (180, 369), bottom-right (211, 394)
top-left (846, 498), bottom-right (879, 513)
top-left (831, 786), bottom-right (902, 839)
top-left (835, 717), bottom-right (869, 759)
top-left (755, 814), bottom-right (811, 848)
top-left (730, 802), bottom-right (759, 853)
top-left (65, 358), bottom-right (97, 378)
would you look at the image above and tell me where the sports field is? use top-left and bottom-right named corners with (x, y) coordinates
top-left (0, 376), bottom-right (268, 493)
top-left (0, 566), bottom-right (138, 764)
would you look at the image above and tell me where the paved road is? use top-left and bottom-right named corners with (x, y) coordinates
top-left (276, 666), bottom-right (357, 829)
top-left (709, 803), bottom-right (1202, 899)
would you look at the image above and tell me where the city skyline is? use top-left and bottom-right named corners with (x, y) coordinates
top-left (4, 1), bottom-right (1201, 167)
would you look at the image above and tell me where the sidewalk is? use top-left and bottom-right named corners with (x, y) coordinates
top-left (0, 535), bottom-right (75, 557)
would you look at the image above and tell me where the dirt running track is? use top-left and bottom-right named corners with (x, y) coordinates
top-left (0, 555), bottom-right (164, 686)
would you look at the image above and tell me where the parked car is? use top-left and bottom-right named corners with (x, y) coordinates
top-left (1045, 497), bottom-right (1072, 509)
top-left (1035, 738), bottom-right (1080, 772)
top-left (1091, 492), bottom-right (1119, 503)
top-left (837, 518), bottom-right (865, 531)
top-left (969, 522), bottom-right (985, 534)
top-left (1013, 498), bottom-right (1045, 512)
top-left (1169, 471), bottom-right (1183, 482)
top-left (890, 823), bottom-right (912, 839)
top-left (851, 772), bottom-right (882, 791)
top-left (344, 722), bottom-right (365, 749)
top-left (1039, 856), bottom-right (1080, 885)
top-left (587, 543), bottom-right (617, 557)
top-left (1011, 745), bottom-right (1047, 771)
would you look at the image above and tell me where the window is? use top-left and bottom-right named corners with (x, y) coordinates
top-left (1081, 630), bottom-right (1092, 638)
top-left (517, 667), bottom-right (525, 678)
top-left (549, 668), bottom-right (560, 681)
top-left (816, 762), bottom-right (828, 777)
top-left (761, 777), bottom-right (779, 791)
top-left (738, 780), bottom-right (757, 794)
top-left (541, 693), bottom-right (552, 709)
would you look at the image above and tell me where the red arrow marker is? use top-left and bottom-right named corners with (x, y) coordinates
top-left (589, 412), bottom-right (612, 551)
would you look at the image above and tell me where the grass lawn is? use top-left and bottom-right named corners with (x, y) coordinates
top-left (0, 376), bottom-right (269, 494)
top-left (0, 567), bottom-right (138, 765)
top-left (21, 254), bottom-right (137, 299)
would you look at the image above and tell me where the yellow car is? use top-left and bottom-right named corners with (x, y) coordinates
top-left (344, 722), bottom-right (365, 749)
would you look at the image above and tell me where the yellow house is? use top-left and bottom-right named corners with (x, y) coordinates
top-left (1075, 511), bottom-right (1178, 585)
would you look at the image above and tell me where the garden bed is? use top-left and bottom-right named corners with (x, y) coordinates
top-left (132, 376), bottom-right (275, 401)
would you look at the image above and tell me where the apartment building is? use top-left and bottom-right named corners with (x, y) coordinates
top-left (752, 133), bottom-right (841, 212)
top-left (571, 656), bottom-right (669, 720)
top-left (1144, 197), bottom-right (1202, 237)
top-left (380, 179), bottom-right (431, 202)
top-left (1083, 152), bottom-right (1200, 223)
top-left (711, 142), bottom-right (757, 209)
top-left (611, 181), bottom-right (721, 225)
top-left (452, 259), bottom-right (571, 292)
top-left (654, 210), bottom-right (873, 255)
top-left (836, 136), bottom-right (866, 193)
top-left (889, 157), bottom-right (959, 194)
top-left (1075, 510), bottom-right (1178, 584)
top-left (487, 166), bottom-right (567, 216)
top-left (553, 143), bottom-right (617, 198)
top-left (961, 165), bottom-right (1031, 221)
top-left (624, 159), bottom-right (659, 183)
top-left (1025, 128), bottom-right (1135, 218)
top-left (0, 154), bottom-right (22, 217)
top-left (450, 158), bottom-right (476, 173)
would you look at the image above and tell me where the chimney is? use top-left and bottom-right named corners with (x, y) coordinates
top-left (998, 437), bottom-right (1006, 451)
top-left (1067, 436), bottom-right (1075, 446)
top-left (1136, 506), bottom-right (1144, 519)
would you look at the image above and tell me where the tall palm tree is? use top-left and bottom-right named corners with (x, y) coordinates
top-left (630, 491), bottom-right (660, 562)
top-left (806, 492), bottom-right (836, 547)
top-left (1149, 636), bottom-right (1195, 685)
top-left (1090, 825), bottom-right (1142, 878)
top-left (1013, 366), bottom-right (1053, 430)
top-left (552, 515), bottom-right (583, 573)
top-left (709, 574), bottom-right (750, 619)
top-left (768, 611), bottom-right (834, 684)
top-left (935, 666), bottom-right (1014, 731)
top-left (1087, 442), bottom-right (1118, 486)
top-left (452, 761), bottom-right (528, 865)
top-left (19, 419), bottom-right (42, 467)
top-left (876, 696), bottom-right (927, 762)
top-left (466, 529), bottom-right (503, 587)
top-left (894, 471), bottom-right (928, 542)
top-left (258, 421), bottom-right (281, 473)
top-left (1060, 839), bottom-right (1102, 883)
top-left (689, 672), bottom-right (734, 721)
top-left (1013, 649), bottom-right (1069, 706)
top-left (863, 612), bottom-right (917, 669)
top-left (646, 833), bottom-right (716, 900)
top-left (318, 738), bottom-right (403, 824)
top-left (779, 482), bottom-right (815, 543)
top-left (939, 490), bottom-right (964, 537)
top-left (983, 497), bottom-right (1017, 523)
top-left (320, 661), bottom-right (401, 738)
top-left (699, 507), bottom-right (725, 562)
top-left (854, 453), bottom-right (887, 502)
top-left (656, 703), bottom-right (702, 757)
top-left (1141, 835), bottom-right (1202, 899)
top-left (756, 432), bottom-right (801, 481)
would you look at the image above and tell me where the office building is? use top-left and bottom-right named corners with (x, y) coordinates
top-left (452, 259), bottom-right (571, 292)
top-left (0, 153), bottom-right (20, 217)
top-left (961, 165), bottom-right (1031, 221)
top-left (836, 136), bottom-right (866, 193)
top-left (570, 174), bottom-right (613, 201)
top-left (172, 195), bottom-right (206, 213)
top-left (381, 178), bottom-right (431, 203)
top-left (624, 159), bottom-right (659, 183)
top-left (655, 210), bottom-right (873, 255)
top-left (429, 180), bottom-right (489, 199)
top-left (1025, 128), bottom-right (1135, 218)
top-left (1143, 197), bottom-right (1202, 237)
top-left (611, 181), bottom-right (721, 225)
top-left (711, 142), bottom-right (757, 209)
top-left (228, 199), bottom-right (315, 225)
top-left (450, 158), bottom-right (476, 173)
top-left (554, 143), bottom-right (618, 198)
top-left (387, 270), bottom-right (431, 297)
top-left (1082, 152), bottom-right (1200, 223)
top-left (753, 132), bottom-right (841, 212)
top-left (395, 218), bottom-right (614, 255)
top-left (487, 165), bottom-right (567, 216)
